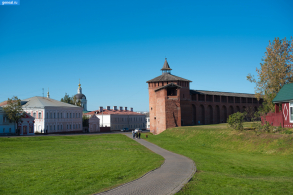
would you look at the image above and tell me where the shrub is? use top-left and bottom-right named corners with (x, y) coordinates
top-left (227, 112), bottom-right (245, 130)
top-left (253, 121), bottom-right (271, 133)
top-left (252, 122), bottom-right (284, 134)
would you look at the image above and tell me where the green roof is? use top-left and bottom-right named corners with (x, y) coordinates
top-left (273, 83), bottom-right (293, 103)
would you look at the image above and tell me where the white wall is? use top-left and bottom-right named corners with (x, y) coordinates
top-left (24, 107), bottom-right (83, 133)
top-left (95, 114), bottom-right (111, 127)
top-left (146, 117), bottom-right (150, 130)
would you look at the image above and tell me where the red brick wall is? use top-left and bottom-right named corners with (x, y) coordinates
top-left (155, 89), bottom-right (166, 134)
top-left (165, 88), bottom-right (181, 129)
top-left (148, 79), bottom-right (263, 134)
top-left (148, 85), bottom-right (156, 134)
top-left (180, 100), bottom-right (192, 125)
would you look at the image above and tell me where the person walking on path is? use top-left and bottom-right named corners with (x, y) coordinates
top-left (138, 130), bottom-right (141, 139)
top-left (132, 130), bottom-right (135, 139)
top-left (134, 129), bottom-right (138, 139)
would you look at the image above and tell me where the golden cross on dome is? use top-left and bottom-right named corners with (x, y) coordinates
top-left (78, 79), bottom-right (81, 87)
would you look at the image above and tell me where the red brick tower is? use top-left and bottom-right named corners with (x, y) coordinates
top-left (146, 59), bottom-right (192, 134)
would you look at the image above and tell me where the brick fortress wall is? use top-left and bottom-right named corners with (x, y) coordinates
top-left (147, 59), bottom-right (263, 135)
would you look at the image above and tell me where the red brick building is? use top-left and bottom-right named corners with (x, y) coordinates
top-left (147, 59), bottom-right (263, 135)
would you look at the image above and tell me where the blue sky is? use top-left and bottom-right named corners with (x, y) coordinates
top-left (0, 0), bottom-right (292, 111)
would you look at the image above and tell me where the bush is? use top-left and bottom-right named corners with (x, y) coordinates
top-left (252, 122), bottom-right (287, 134)
top-left (282, 129), bottom-right (293, 134)
top-left (227, 112), bottom-right (245, 130)
top-left (253, 121), bottom-right (272, 133)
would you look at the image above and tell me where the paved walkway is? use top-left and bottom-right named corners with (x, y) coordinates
top-left (98, 133), bottom-right (196, 195)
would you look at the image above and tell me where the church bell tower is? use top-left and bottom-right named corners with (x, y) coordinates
top-left (74, 80), bottom-right (87, 112)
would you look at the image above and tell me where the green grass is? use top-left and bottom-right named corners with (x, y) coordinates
top-left (0, 134), bottom-right (164, 195)
top-left (143, 122), bottom-right (293, 195)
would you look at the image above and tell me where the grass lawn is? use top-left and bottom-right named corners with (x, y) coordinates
top-left (143, 122), bottom-right (293, 195)
top-left (0, 134), bottom-right (164, 195)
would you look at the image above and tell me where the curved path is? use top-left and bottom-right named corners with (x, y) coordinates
top-left (98, 133), bottom-right (196, 195)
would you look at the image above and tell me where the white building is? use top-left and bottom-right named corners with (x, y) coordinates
top-left (146, 117), bottom-right (150, 130)
top-left (84, 106), bottom-right (146, 131)
top-left (74, 80), bottom-right (87, 111)
top-left (88, 114), bottom-right (100, 132)
top-left (22, 96), bottom-right (83, 133)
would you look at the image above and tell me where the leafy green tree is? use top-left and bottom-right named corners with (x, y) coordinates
top-left (61, 93), bottom-right (72, 104)
top-left (247, 37), bottom-right (293, 113)
top-left (227, 112), bottom-right (246, 131)
top-left (72, 95), bottom-right (81, 107)
top-left (82, 115), bottom-right (89, 127)
top-left (244, 106), bottom-right (256, 121)
top-left (76, 99), bottom-right (82, 107)
top-left (60, 93), bottom-right (81, 107)
top-left (3, 96), bottom-right (25, 135)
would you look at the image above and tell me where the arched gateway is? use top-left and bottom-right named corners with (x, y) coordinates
top-left (147, 59), bottom-right (263, 135)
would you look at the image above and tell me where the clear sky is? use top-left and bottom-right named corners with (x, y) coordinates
top-left (0, 0), bottom-right (292, 112)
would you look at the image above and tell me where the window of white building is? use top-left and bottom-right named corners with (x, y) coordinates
top-left (70, 124), bottom-right (72, 129)
top-left (73, 113), bottom-right (75, 118)
top-left (61, 113), bottom-right (63, 118)
top-left (61, 125), bottom-right (63, 130)
top-left (33, 113), bottom-right (36, 118)
top-left (38, 112), bottom-right (41, 119)
top-left (50, 113), bottom-right (52, 119)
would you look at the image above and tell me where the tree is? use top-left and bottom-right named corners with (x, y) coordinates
top-left (247, 37), bottom-right (293, 113)
top-left (244, 106), bottom-right (256, 121)
top-left (76, 99), bottom-right (82, 107)
top-left (82, 115), bottom-right (89, 127)
top-left (60, 93), bottom-right (81, 107)
top-left (72, 95), bottom-right (81, 107)
top-left (227, 112), bottom-right (245, 131)
top-left (60, 93), bottom-right (72, 104)
top-left (3, 96), bottom-right (25, 135)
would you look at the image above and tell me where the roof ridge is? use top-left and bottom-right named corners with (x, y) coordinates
top-left (191, 89), bottom-right (257, 95)
top-left (146, 73), bottom-right (192, 83)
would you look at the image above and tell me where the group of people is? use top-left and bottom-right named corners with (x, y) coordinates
top-left (132, 129), bottom-right (141, 139)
